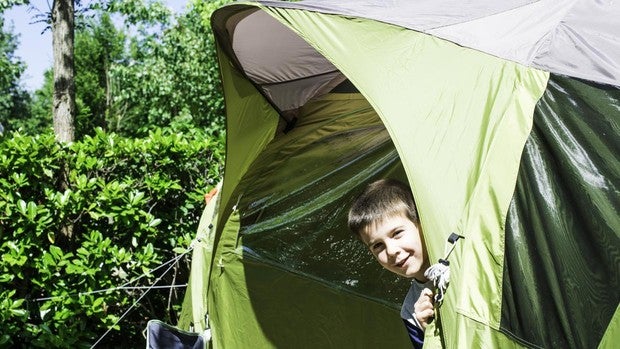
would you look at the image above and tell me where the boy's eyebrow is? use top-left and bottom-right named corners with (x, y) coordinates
top-left (366, 224), bottom-right (405, 248)
top-left (361, 232), bottom-right (375, 248)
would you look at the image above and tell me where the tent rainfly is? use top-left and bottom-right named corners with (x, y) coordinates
top-left (149, 1), bottom-right (620, 348)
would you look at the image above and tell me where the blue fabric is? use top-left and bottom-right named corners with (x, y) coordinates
top-left (146, 320), bottom-right (205, 349)
top-left (402, 319), bottom-right (424, 349)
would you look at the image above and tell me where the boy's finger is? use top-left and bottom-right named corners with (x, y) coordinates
top-left (421, 300), bottom-right (434, 310)
top-left (414, 299), bottom-right (431, 310)
top-left (418, 308), bottom-right (435, 322)
top-left (421, 288), bottom-right (435, 303)
top-left (422, 288), bottom-right (434, 297)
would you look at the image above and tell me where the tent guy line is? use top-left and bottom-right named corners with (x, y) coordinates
top-left (89, 246), bottom-right (193, 349)
top-left (33, 245), bottom-right (193, 302)
top-left (33, 284), bottom-right (188, 302)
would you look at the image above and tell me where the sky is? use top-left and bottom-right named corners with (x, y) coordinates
top-left (3, 0), bottom-right (188, 92)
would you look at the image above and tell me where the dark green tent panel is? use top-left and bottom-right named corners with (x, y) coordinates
top-left (501, 74), bottom-right (619, 348)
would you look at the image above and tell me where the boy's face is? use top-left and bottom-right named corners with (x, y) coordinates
top-left (360, 214), bottom-right (429, 281)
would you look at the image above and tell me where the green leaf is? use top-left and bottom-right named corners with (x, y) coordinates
top-left (11, 298), bottom-right (24, 309)
top-left (49, 245), bottom-right (63, 260)
top-left (60, 190), bottom-right (72, 206)
top-left (42, 252), bottom-right (55, 267)
top-left (26, 201), bottom-right (37, 220)
top-left (43, 168), bottom-right (54, 178)
top-left (17, 199), bottom-right (26, 215)
top-left (172, 247), bottom-right (187, 254)
top-left (92, 297), bottom-right (104, 308)
top-left (6, 241), bottom-right (19, 253)
top-left (130, 191), bottom-right (145, 205)
top-left (10, 308), bottom-right (27, 317)
top-left (11, 172), bottom-right (27, 186)
top-left (76, 247), bottom-right (89, 257)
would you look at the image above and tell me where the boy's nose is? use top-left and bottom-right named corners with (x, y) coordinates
top-left (385, 241), bottom-right (400, 259)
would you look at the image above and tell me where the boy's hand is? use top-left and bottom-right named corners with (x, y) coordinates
top-left (414, 288), bottom-right (435, 330)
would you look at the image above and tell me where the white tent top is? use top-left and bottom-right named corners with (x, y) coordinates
top-left (235, 0), bottom-right (620, 88)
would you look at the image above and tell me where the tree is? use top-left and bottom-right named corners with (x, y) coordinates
top-left (27, 69), bottom-right (54, 133)
top-left (29, 13), bottom-right (126, 138)
top-left (74, 12), bottom-right (125, 137)
top-left (51, 0), bottom-right (75, 143)
top-left (6, 0), bottom-right (228, 138)
top-left (107, 0), bottom-right (226, 136)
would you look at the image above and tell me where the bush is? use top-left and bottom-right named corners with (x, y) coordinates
top-left (0, 127), bottom-right (224, 348)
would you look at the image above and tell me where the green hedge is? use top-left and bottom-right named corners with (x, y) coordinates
top-left (0, 127), bottom-right (224, 348)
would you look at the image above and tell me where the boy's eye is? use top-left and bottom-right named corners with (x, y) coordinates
top-left (393, 230), bottom-right (403, 237)
top-left (371, 243), bottom-right (384, 252)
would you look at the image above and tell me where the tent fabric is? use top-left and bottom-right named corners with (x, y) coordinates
top-left (254, 0), bottom-right (620, 87)
top-left (231, 9), bottom-right (345, 112)
top-left (259, 7), bottom-right (549, 348)
top-left (500, 74), bottom-right (620, 348)
top-left (170, 1), bottom-right (620, 349)
top-left (213, 0), bottom-right (620, 113)
top-left (212, 6), bottom-right (346, 113)
top-left (178, 182), bottom-right (222, 333)
top-left (207, 93), bottom-right (413, 348)
top-left (235, 93), bottom-right (408, 304)
top-left (215, 45), bottom-right (280, 214)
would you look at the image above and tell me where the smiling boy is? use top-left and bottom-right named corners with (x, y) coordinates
top-left (348, 179), bottom-right (434, 348)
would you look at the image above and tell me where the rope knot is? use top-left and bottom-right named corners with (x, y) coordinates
top-left (424, 233), bottom-right (464, 307)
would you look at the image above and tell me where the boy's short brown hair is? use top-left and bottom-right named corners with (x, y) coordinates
top-left (348, 179), bottom-right (419, 237)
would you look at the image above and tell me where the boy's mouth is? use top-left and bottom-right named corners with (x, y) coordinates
top-left (395, 256), bottom-right (409, 268)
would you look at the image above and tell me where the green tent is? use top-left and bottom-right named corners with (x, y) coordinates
top-left (166, 1), bottom-right (619, 348)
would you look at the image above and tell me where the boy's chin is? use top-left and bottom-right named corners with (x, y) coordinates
top-left (401, 265), bottom-right (425, 280)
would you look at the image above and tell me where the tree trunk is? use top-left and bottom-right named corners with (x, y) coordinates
top-left (52, 0), bottom-right (75, 243)
top-left (52, 0), bottom-right (75, 143)
top-left (105, 59), bottom-right (111, 130)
